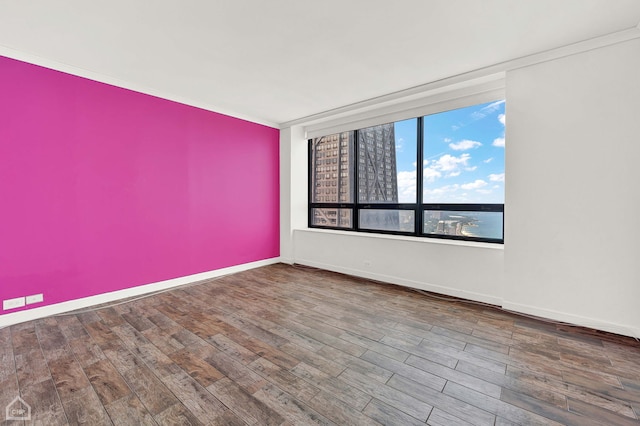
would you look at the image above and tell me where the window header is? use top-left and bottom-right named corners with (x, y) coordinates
top-left (305, 74), bottom-right (504, 139)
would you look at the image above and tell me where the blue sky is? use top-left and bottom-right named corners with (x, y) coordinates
top-left (394, 100), bottom-right (505, 203)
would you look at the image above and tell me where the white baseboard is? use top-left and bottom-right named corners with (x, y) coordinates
top-left (294, 258), bottom-right (503, 306)
top-left (295, 259), bottom-right (639, 340)
top-left (6, 256), bottom-right (635, 341)
top-left (502, 301), bottom-right (639, 340)
top-left (0, 257), bottom-right (280, 328)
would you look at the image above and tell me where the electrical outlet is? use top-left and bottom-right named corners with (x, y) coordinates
top-left (26, 294), bottom-right (44, 305)
top-left (3, 297), bottom-right (26, 310)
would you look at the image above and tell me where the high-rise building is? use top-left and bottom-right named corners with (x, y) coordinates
top-left (357, 123), bottom-right (400, 231)
top-left (311, 123), bottom-right (399, 229)
top-left (310, 131), bottom-right (354, 227)
top-left (357, 123), bottom-right (398, 203)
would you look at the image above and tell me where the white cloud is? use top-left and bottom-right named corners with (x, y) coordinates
top-left (424, 183), bottom-right (478, 203)
top-left (433, 153), bottom-right (470, 171)
top-left (465, 166), bottom-right (477, 172)
top-left (484, 99), bottom-right (506, 112)
top-left (396, 137), bottom-right (404, 152)
top-left (471, 100), bottom-right (506, 121)
top-left (450, 100), bottom-right (505, 132)
top-left (421, 153), bottom-right (474, 181)
top-left (423, 167), bottom-right (442, 182)
top-left (489, 173), bottom-right (505, 182)
top-left (397, 170), bottom-right (417, 202)
top-left (449, 139), bottom-right (482, 151)
top-left (444, 138), bottom-right (452, 143)
top-left (425, 151), bottom-right (446, 162)
top-left (424, 184), bottom-right (460, 197)
top-left (461, 179), bottom-right (488, 190)
top-left (484, 157), bottom-right (494, 163)
top-left (492, 113), bottom-right (506, 147)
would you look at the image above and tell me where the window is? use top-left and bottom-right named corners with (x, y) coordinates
top-left (309, 100), bottom-right (505, 243)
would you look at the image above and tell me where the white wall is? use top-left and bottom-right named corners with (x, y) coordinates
top-left (280, 37), bottom-right (640, 339)
top-left (294, 230), bottom-right (505, 305)
top-left (280, 126), bottom-right (307, 264)
top-left (503, 38), bottom-right (640, 338)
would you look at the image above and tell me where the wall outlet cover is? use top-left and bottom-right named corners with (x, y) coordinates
top-left (3, 297), bottom-right (26, 310)
top-left (26, 294), bottom-right (44, 305)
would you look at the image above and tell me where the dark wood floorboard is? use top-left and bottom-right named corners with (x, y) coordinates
top-left (1, 263), bottom-right (639, 425)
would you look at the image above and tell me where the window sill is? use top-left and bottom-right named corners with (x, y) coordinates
top-left (296, 228), bottom-right (504, 250)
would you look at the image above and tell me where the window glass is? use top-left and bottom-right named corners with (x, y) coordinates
top-left (360, 210), bottom-right (415, 232)
top-left (309, 99), bottom-right (505, 243)
top-left (358, 119), bottom-right (417, 203)
top-left (423, 101), bottom-right (505, 203)
top-left (423, 210), bottom-right (503, 240)
top-left (310, 132), bottom-right (354, 203)
top-left (311, 208), bottom-right (352, 228)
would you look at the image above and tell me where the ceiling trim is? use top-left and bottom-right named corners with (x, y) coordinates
top-left (281, 25), bottom-right (640, 130)
top-left (0, 44), bottom-right (280, 129)
top-left (305, 77), bottom-right (505, 139)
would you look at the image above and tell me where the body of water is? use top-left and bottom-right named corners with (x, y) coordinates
top-left (460, 211), bottom-right (503, 239)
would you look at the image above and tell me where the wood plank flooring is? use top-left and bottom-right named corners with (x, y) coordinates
top-left (1, 263), bottom-right (639, 425)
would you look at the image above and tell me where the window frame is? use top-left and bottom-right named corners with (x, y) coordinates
top-left (308, 105), bottom-right (505, 244)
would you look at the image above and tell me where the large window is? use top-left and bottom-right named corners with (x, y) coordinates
top-left (309, 100), bottom-right (505, 243)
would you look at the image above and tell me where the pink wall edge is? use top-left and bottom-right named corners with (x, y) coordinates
top-left (0, 55), bottom-right (280, 315)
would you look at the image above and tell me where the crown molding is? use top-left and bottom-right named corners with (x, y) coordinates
top-left (0, 44), bottom-right (279, 129)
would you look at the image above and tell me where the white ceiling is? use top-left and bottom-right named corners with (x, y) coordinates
top-left (1, 0), bottom-right (640, 126)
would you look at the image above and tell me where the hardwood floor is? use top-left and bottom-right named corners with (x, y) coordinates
top-left (1, 263), bottom-right (639, 425)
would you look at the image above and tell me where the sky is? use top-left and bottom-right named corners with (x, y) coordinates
top-left (394, 100), bottom-right (505, 203)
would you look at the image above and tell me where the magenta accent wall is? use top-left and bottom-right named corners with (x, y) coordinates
top-left (0, 56), bottom-right (280, 315)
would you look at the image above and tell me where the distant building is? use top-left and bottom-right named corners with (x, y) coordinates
top-left (357, 124), bottom-right (398, 203)
top-left (311, 123), bottom-right (399, 230)
top-left (311, 131), bottom-right (354, 227)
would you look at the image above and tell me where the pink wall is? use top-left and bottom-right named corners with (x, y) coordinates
top-left (0, 56), bottom-right (280, 315)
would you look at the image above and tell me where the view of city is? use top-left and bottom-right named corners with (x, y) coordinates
top-left (311, 100), bottom-right (505, 240)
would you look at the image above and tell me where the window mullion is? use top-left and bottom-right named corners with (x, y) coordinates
top-left (353, 129), bottom-right (360, 231)
top-left (308, 139), bottom-right (313, 227)
top-left (416, 117), bottom-right (424, 236)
